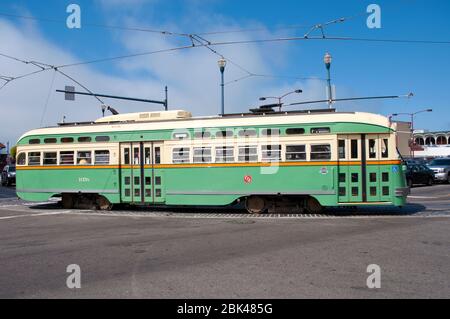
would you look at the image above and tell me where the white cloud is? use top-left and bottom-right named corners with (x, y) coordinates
top-left (0, 16), bottom-right (326, 145)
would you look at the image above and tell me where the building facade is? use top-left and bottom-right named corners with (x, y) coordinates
top-left (412, 130), bottom-right (450, 158)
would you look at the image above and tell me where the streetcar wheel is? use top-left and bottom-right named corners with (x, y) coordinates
top-left (61, 194), bottom-right (74, 209)
top-left (306, 197), bottom-right (323, 214)
top-left (245, 196), bottom-right (266, 214)
top-left (96, 196), bottom-right (113, 211)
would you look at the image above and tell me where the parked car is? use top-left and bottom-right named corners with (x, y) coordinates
top-left (427, 158), bottom-right (450, 183)
top-left (1, 164), bottom-right (16, 186)
top-left (405, 164), bottom-right (435, 187)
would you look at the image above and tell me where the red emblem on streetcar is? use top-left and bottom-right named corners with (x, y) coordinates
top-left (244, 175), bottom-right (252, 184)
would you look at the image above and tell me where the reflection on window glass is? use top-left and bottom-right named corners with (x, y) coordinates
top-left (338, 140), bottom-right (346, 159)
top-left (145, 147), bottom-right (151, 165)
top-left (124, 148), bottom-right (130, 165)
top-left (381, 139), bottom-right (389, 158)
top-left (286, 145), bottom-right (306, 161)
top-left (369, 139), bottom-right (376, 158)
top-left (133, 147), bottom-right (140, 165)
top-left (310, 144), bottom-right (331, 160)
top-left (155, 147), bottom-right (161, 164)
top-left (351, 140), bottom-right (358, 159)
top-left (17, 153), bottom-right (26, 165)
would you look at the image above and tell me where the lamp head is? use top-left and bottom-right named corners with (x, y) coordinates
top-left (218, 58), bottom-right (227, 71)
top-left (324, 52), bottom-right (332, 68)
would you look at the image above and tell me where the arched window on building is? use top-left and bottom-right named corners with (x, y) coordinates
top-left (415, 137), bottom-right (425, 145)
top-left (436, 136), bottom-right (447, 145)
top-left (425, 136), bottom-right (436, 145)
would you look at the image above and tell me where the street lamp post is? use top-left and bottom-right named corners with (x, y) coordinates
top-left (218, 58), bottom-right (227, 115)
top-left (391, 109), bottom-right (433, 158)
top-left (259, 89), bottom-right (303, 112)
top-left (324, 52), bottom-right (332, 109)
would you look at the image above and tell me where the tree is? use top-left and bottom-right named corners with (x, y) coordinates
top-left (10, 146), bottom-right (17, 159)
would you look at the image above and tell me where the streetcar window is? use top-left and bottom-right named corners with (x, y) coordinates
top-left (381, 139), bottom-right (389, 158)
top-left (43, 152), bottom-right (57, 165)
top-left (311, 127), bottom-right (330, 134)
top-left (351, 140), bottom-right (358, 159)
top-left (238, 146), bottom-right (258, 162)
top-left (338, 140), bottom-right (346, 159)
top-left (194, 131), bottom-right (211, 139)
top-left (78, 136), bottom-right (92, 143)
top-left (29, 139), bottom-right (40, 145)
top-left (77, 151), bottom-right (92, 165)
top-left (124, 148), bottom-right (130, 165)
top-left (155, 147), bottom-right (161, 164)
top-left (238, 129), bottom-right (257, 137)
top-left (28, 152), bottom-right (41, 166)
top-left (17, 153), bottom-right (26, 166)
top-left (286, 145), bottom-right (306, 161)
top-left (215, 146), bottom-right (234, 163)
top-left (61, 137), bottom-right (74, 143)
top-left (173, 132), bottom-right (189, 140)
top-left (369, 139), bottom-right (377, 159)
top-left (94, 150), bottom-right (110, 165)
top-left (95, 136), bottom-right (110, 142)
top-left (216, 130), bottom-right (234, 138)
top-left (133, 147), bottom-right (140, 165)
top-left (286, 128), bottom-right (305, 135)
top-left (172, 148), bottom-right (190, 164)
top-left (261, 128), bottom-right (280, 136)
top-left (310, 144), bottom-right (331, 160)
top-left (59, 151), bottom-right (74, 165)
top-left (261, 145), bottom-right (281, 162)
top-left (193, 147), bottom-right (212, 163)
top-left (44, 138), bottom-right (57, 144)
top-left (144, 147), bottom-right (151, 165)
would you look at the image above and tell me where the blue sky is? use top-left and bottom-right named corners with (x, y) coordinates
top-left (0, 0), bottom-right (449, 143)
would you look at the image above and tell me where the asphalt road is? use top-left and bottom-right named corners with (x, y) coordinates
top-left (0, 184), bottom-right (449, 298)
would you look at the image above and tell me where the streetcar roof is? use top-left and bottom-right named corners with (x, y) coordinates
top-left (18, 110), bottom-right (393, 142)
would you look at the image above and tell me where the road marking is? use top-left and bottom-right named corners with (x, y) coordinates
top-left (0, 212), bottom-right (64, 220)
top-left (408, 196), bottom-right (439, 199)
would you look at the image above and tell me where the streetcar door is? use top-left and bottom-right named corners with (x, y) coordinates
top-left (120, 142), bottom-right (144, 203)
top-left (366, 134), bottom-right (381, 202)
top-left (142, 143), bottom-right (153, 203)
top-left (152, 142), bottom-right (165, 204)
top-left (337, 135), bottom-right (363, 203)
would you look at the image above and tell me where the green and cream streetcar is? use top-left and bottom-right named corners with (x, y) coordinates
top-left (15, 108), bottom-right (409, 213)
